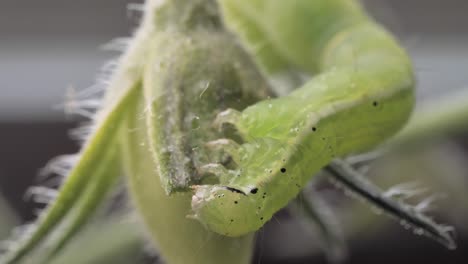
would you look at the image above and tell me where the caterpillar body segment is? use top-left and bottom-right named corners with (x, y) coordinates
top-left (218, 0), bottom-right (367, 73)
top-left (191, 0), bottom-right (415, 237)
top-left (192, 83), bottom-right (413, 237)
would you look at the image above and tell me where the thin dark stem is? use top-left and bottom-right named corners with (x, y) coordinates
top-left (326, 159), bottom-right (456, 250)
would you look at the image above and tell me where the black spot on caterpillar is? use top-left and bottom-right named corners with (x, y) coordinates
top-left (224, 186), bottom-right (246, 195)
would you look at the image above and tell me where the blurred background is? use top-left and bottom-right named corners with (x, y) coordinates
top-left (0, 0), bottom-right (467, 263)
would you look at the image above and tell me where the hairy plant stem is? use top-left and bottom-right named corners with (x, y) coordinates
top-left (121, 0), bottom-right (257, 263)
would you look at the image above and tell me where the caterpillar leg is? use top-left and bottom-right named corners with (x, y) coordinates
top-left (213, 108), bottom-right (242, 132)
top-left (205, 138), bottom-right (241, 164)
top-left (198, 163), bottom-right (238, 183)
top-left (326, 159), bottom-right (456, 250)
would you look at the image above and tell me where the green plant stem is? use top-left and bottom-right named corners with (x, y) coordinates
top-left (0, 83), bottom-right (141, 264)
top-left (392, 90), bottom-right (468, 147)
top-left (48, 219), bottom-right (144, 264)
top-left (121, 89), bottom-right (254, 264)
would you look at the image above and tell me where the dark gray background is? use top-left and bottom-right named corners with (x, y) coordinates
top-left (0, 0), bottom-right (467, 120)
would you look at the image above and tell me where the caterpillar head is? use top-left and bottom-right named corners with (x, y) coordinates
top-left (191, 185), bottom-right (269, 237)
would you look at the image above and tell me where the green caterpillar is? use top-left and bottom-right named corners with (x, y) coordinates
top-left (190, 0), bottom-right (415, 237)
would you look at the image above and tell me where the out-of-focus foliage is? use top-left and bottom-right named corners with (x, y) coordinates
top-left (0, 195), bottom-right (17, 239)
